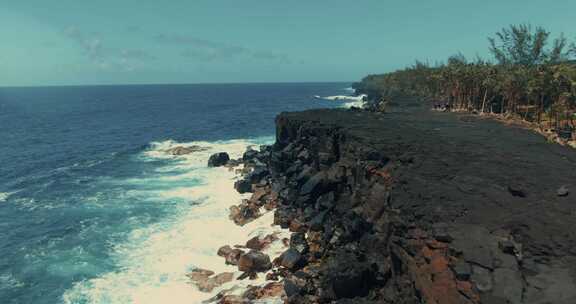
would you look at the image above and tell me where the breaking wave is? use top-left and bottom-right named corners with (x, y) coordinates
top-left (314, 93), bottom-right (367, 108)
top-left (62, 136), bottom-right (288, 304)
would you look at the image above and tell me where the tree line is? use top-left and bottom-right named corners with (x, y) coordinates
top-left (353, 24), bottom-right (576, 132)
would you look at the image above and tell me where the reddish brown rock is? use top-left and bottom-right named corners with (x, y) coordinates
top-left (229, 202), bottom-right (261, 226)
top-left (186, 268), bottom-right (214, 282)
top-left (278, 248), bottom-right (302, 270)
top-left (217, 245), bottom-right (244, 265)
top-left (288, 218), bottom-right (307, 233)
top-left (238, 251), bottom-right (272, 272)
top-left (187, 269), bottom-right (234, 293)
top-left (243, 282), bottom-right (285, 300)
top-left (196, 272), bottom-right (234, 292)
top-left (245, 233), bottom-right (279, 251)
top-left (218, 295), bottom-right (246, 304)
top-left (217, 245), bottom-right (233, 257)
top-left (251, 186), bottom-right (269, 202)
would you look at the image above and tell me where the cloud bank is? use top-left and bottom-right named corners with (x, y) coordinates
top-left (60, 26), bottom-right (291, 74)
top-left (63, 26), bottom-right (156, 71)
top-left (155, 33), bottom-right (290, 63)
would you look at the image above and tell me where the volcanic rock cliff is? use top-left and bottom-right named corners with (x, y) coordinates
top-left (261, 99), bottom-right (576, 304)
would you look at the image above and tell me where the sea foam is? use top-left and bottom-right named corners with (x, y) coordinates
top-left (62, 137), bottom-right (287, 304)
top-left (314, 94), bottom-right (367, 108)
top-left (0, 192), bottom-right (10, 202)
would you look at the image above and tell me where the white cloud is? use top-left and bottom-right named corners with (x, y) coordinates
top-left (62, 26), bottom-right (155, 72)
top-left (155, 33), bottom-right (290, 63)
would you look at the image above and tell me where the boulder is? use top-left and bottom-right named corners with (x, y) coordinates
top-left (274, 208), bottom-right (295, 229)
top-left (187, 269), bottom-right (234, 293)
top-left (237, 271), bottom-right (258, 280)
top-left (229, 203), bottom-right (261, 226)
top-left (289, 218), bottom-right (307, 233)
top-left (250, 186), bottom-right (269, 203)
top-left (217, 245), bottom-right (244, 265)
top-left (290, 232), bottom-right (308, 254)
top-left (247, 166), bottom-right (269, 184)
top-left (225, 249), bottom-right (244, 265)
top-left (238, 251), bottom-right (272, 272)
top-left (243, 282), bottom-right (285, 300)
top-left (234, 179), bottom-right (252, 194)
top-left (208, 152), bottom-right (230, 167)
top-left (319, 249), bottom-right (376, 300)
top-left (243, 148), bottom-right (259, 162)
top-left (245, 233), bottom-right (278, 251)
top-left (218, 295), bottom-right (245, 304)
top-left (245, 236), bottom-right (264, 251)
top-left (279, 248), bottom-right (303, 270)
top-left (284, 278), bottom-right (304, 298)
top-left (217, 245), bottom-right (233, 257)
top-left (331, 268), bottom-right (372, 299)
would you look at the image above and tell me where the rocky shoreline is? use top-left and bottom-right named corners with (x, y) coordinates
top-left (193, 97), bottom-right (576, 304)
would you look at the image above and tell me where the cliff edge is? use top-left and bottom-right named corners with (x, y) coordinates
top-left (267, 97), bottom-right (576, 303)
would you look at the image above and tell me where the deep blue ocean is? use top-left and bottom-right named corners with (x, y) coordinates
top-left (0, 83), bottom-right (353, 304)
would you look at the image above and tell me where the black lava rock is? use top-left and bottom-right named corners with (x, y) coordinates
top-left (290, 232), bottom-right (309, 254)
top-left (207, 152), bottom-right (230, 167)
top-left (508, 183), bottom-right (527, 197)
top-left (234, 179), bottom-right (252, 194)
top-left (243, 148), bottom-right (259, 162)
top-left (279, 248), bottom-right (303, 270)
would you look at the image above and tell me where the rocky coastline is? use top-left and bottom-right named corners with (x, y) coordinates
top-left (194, 97), bottom-right (576, 304)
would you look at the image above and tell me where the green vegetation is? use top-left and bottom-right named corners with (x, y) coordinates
top-left (354, 24), bottom-right (576, 131)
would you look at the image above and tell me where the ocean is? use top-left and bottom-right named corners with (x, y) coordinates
top-left (0, 83), bottom-right (356, 304)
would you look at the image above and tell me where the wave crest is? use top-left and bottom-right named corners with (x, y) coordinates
top-left (314, 94), bottom-right (367, 108)
top-left (62, 136), bottom-right (289, 304)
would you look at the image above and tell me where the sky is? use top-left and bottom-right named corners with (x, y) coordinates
top-left (0, 0), bottom-right (575, 86)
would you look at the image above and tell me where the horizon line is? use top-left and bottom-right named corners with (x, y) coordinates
top-left (0, 80), bottom-right (354, 89)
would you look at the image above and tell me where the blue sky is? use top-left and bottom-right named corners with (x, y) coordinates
top-left (1, 0), bottom-right (575, 86)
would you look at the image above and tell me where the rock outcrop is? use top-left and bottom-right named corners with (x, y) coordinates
top-left (165, 145), bottom-right (208, 155)
top-left (187, 269), bottom-right (234, 292)
top-left (238, 251), bottom-right (273, 273)
top-left (204, 98), bottom-right (576, 304)
top-left (208, 152), bottom-right (230, 167)
top-left (262, 104), bottom-right (576, 303)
